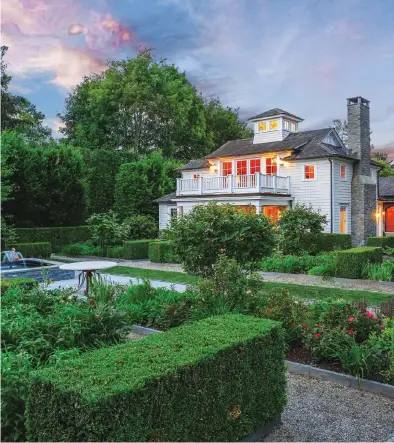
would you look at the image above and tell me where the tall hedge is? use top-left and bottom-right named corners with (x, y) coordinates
top-left (367, 236), bottom-right (394, 249)
top-left (123, 240), bottom-right (153, 259)
top-left (13, 226), bottom-right (90, 253)
top-left (8, 242), bottom-right (51, 258)
top-left (27, 315), bottom-right (286, 442)
top-left (148, 240), bottom-right (179, 263)
top-left (315, 233), bottom-right (352, 252)
top-left (335, 246), bottom-right (383, 279)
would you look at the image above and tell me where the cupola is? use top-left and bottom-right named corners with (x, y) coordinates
top-left (248, 108), bottom-right (304, 144)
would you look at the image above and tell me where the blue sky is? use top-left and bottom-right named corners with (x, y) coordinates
top-left (3, 0), bottom-right (394, 156)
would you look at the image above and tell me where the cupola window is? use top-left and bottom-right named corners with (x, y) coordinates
top-left (269, 120), bottom-right (279, 131)
top-left (258, 122), bottom-right (267, 132)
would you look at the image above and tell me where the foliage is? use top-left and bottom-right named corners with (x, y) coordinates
top-left (27, 315), bottom-right (286, 442)
top-left (61, 242), bottom-right (101, 257)
top-left (1, 278), bottom-right (37, 293)
top-left (367, 236), bottom-right (394, 249)
top-left (277, 204), bottom-right (327, 255)
top-left (114, 151), bottom-right (180, 218)
top-left (383, 247), bottom-right (394, 256)
top-left (1, 283), bottom-right (128, 441)
top-left (335, 247), bottom-right (383, 279)
top-left (314, 233), bottom-right (352, 252)
top-left (13, 226), bottom-right (91, 253)
top-left (260, 253), bottom-right (335, 275)
top-left (123, 214), bottom-right (158, 240)
top-left (7, 242), bottom-right (51, 258)
top-left (363, 261), bottom-right (394, 282)
top-left (371, 157), bottom-right (394, 177)
top-left (123, 240), bottom-right (153, 259)
top-left (2, 131), bottom-right (87, 227)
top-left (1, 47), bottom-right (51, 142)
top-left (148, 240), bottom-right (179, 263)
top-left (83, 149), bottom-right (136, 215)
top-left (170, 202), bottom-right (276, 276)
top-left (59, 51), bottom-right (207, 160)
top-left (86, 211), bottom-right (129, 254)
top-left (307, 263), bottom-right (336, 277)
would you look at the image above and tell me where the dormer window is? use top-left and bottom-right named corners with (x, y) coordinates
top-left (291, 122), bottom-right (297, 132)
top-left (284, 120), bottom-right (291, 131)
top-left (269, 120), bottom-right (279, 131)
top-left (258, 122), bottom-right (267, 132)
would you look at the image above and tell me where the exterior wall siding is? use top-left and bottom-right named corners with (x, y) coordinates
top-left (286, 159), bottom-right (332, 232)
top-left (158, 204), bottom-right (175, 230)
top-left (332, 159), bottom-right (353, 234)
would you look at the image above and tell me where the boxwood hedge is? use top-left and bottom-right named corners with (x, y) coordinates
top-left (8, 242), bottom-right (52, 258)
top-left (367, 236), bottom-right (394, 249)
top-left (27, 315), bottom-right (286, 442)
top-left (315, 233), bottom-right (352, 252)
top-left (148, 240), bottom-right (179, 263)
top-left (0, 277), bottom-right (37, 293)
top-left (335, 246), bottom-right (383, 279)
top-left (123, 240), bottom-right (153, 259)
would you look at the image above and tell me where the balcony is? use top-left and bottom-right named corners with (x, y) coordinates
top-left (176, 174), bottom-right (291, 196)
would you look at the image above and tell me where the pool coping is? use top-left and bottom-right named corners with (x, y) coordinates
top-left (131, 325), bottom-right (394, 399)
top-left (0, 258), bottom-right (69, 275)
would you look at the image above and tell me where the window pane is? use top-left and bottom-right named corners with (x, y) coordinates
top-left (340, 165), bottom-right (346, 180)
top-left (266, 158), bottom-right (277, 175)
top-left (236, 160), bottom-right (247, 175)
top-left (340, 206), bottom-right (347, 233)
top-left (258, 122), bottom-right (267, 132)
top-left (305, 165), bottom-right (315, 179)
top-left (222, 161), bottom-right (232, 176)
top-left (250, 159), bottom-right (261, 174)
top-left (270, 120), bottom-right (279, 130)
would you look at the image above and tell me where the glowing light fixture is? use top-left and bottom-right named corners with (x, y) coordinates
top-left (209, 163), bottom-right (218, 172)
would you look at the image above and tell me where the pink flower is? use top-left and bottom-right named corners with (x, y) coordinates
top-left (313, 333), bottom-right (320, 338)
top-left (381, 324), bottom-right (385, 329)
top-left (348, 317), bottom-right (355, 322)
top-left (347, 329), bottom-right (355, 335)
top-left (247, 290), bottom-right (252, 295)
top-left (302, 323), bottom-right (308, 328)
top-left (365, 312), bottom-right (374, 319)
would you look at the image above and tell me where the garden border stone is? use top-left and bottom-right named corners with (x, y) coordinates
top-left (132, 326), bottom-right (394, 399)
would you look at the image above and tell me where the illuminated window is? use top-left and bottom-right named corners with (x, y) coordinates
top-left (263, 206), bottom-right (285, 222)
top-left (284, 120), bottom-right (291, 131)
top-left (235, 205), bottom-right (256, 214)
top-left (266, 158), bottom-right (278, 175)
top-left (236, 160), bottom-right (247, 176)
top-left (291, 122), bottom-right (297, 132)
top-left (193, 174), bottom-right (200, 179)
top-left (222, 161), bottom-right (232, 176)
top-left (269, 120), bottom-right (279, 131)
top-left (250, 159), bottom-right (261, 174)
top-left (340, 206), bottom-right (347, 233)
top-left (258, 122), bottom-right (267, 132)
top-left (340, 165), bottom-right (346, 180)
top-left (304, 165), bottom-right (315, 180)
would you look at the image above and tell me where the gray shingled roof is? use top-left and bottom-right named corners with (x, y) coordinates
top-left (178, 159), bottom-right (210, 170)
top-left (379, 177), bottom-right (394, 198)
top-left (205, 128), bottom-right (352, 160)
top-left (248, 108), bottom-right (303, 121)
top-left (153, 192), bottom-right (176, 203)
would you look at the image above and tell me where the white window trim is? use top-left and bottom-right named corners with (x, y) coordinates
top-left (221, 160), bottom-right (232, 176)
top-left (303, 164), bottom-right (317, 181)
top-left (339, 164), bottom-right (347, 181)
top-left (339, 205), bottom-right (348, 234)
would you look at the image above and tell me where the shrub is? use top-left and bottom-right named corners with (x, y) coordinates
top-left (314, 233), bottom-right (352, 252)
top-left (27, 315), bottom-right (286, 442)
top-left (61, 242), bottom-right (101, 257)
top-left (307, 263), bottom-right (336, 277)
top-left (170, 202), bottom-right (276, 276)
top-left (277, 204), bottom-right (327, 255)
top-left (367, 236), bottom-right (394, 249)
top-left (106, 246), bottom-right (124, 258)
top-left (335, 247), bottom-right (383, 279)
top-left (148, 240), bottom-right (179, 263)
top-left (123, 240), bottom-right (152, 259)
top-left (13, 226), bottom-right (91, 253)
top-left (1, 278), bottom-right (37, 294)
top-left (260, 253), bottom-right (335, 275)
top-left (363, 261), bottom-right (394, 282)
top-left (8, 242), bottom-right (51, 258)
top-left (123, 215), bottom-right (158, 240)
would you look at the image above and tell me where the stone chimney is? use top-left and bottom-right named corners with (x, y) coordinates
top-left (347, 97), bottom-right (377, 245)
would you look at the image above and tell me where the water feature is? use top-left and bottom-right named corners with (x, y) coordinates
top-left (1, 250), bottom-right (25, 265)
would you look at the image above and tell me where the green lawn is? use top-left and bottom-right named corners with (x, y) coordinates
top-left (106, 266), bottom-right (393, 305)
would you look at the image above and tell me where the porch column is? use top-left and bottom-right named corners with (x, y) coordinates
top-left (255, 201), bottom-right (262, 214)
top-left (198, 176), bottom-right (203, 195)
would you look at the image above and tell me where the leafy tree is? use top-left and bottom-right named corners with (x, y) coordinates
top-left (1, 46), bottom-right (51, 141)
top-left (277, 204), bottom-right (327, 255)
top-left (169, 202), bottom-right (276, 276)
top-left (2, 131), bottom-right (87, 227)
top-left (371, 157), bottom-right (394, 177)
top-left (203, 97), bottom-right (253, 152)
top-left (114, 151), bottom-right (180, 218)
top-left (59, 50), bottom-right (206, 159)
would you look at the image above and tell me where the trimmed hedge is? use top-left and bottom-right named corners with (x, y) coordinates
top-left (335, 246), bottom-right (383, 279)
top-left (1, 277), bottom-right (37, 294)
top-left (8, 242), bottom-right (52, 258)
top-left (123, 240), bottom-right (153, 259)
top-left (148, 240), bottom-right (179, 263)
top-left (27, 314), bottom-right (286, 442)
top-left (13, 226), bottom-right (91, 252)
top-left (367, 236), bottom-right (394, 249)
top-left (315, 233), bottom-right (352, 252)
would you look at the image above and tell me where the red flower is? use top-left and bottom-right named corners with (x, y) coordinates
top-left (89, 298), bottom-right (95, 305)
top-left (313, 333), bottom-right (320, 338)
top-left (347, 329), bottom-right (355, 335)
top-left (302, 323), bottom-right (308, 328)
top-left (381, 324), bottom-right (385, 329)
top-left (365, 312), bottom-right (374, 319)
top-left (348, 317), bottom-right (355, 322)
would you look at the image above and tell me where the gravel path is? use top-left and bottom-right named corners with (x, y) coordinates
top-left (264, 374), bottom-right (394, 442)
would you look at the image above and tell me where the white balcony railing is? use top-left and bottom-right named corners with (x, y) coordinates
top-left (176, 173), bottom-right (291, 196)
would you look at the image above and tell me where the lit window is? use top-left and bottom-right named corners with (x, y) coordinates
top-left (263, 206), bottom-right (285, 222)
top-left (304, 165), bottom-right (315, 180)
top-left (222, 161), bottom-right (232, 176)
top-left (340, 165), bottom-right (346, 180)
top-left (269, 120), bottom-right (279, 131)
top-left (250, 159), bottom-right (261, 174)
top-left (193, 174), bottom-right (200, 179)
top-left (236, 160), bottom-right (247, 176)
top-left (266, 158), bottom-right (278, 175)
top-left (258, 122), bottom-right (267, 132)
top-left (284, 120), bottom-right (291, 131)
top-left (291, 122), bottom-right (297, 132)
top-left (340, 206), bottom-right (347, 233)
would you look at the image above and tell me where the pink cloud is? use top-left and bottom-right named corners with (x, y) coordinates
top-left (1, 0), bottom-right (141, 89)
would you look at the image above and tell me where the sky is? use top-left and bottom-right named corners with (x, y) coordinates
top-left (2, 0), bottom-right (394, 157)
